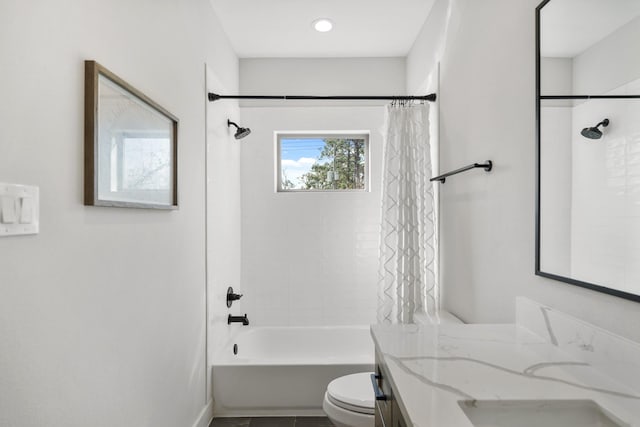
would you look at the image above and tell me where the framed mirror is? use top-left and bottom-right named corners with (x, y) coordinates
top-left (536, 0), bottom-right (640, 302)
top-left (84, 60), bottom-right (178, 209)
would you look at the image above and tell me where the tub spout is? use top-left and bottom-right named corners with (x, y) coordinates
top-left (228, 314), bottom-right (249, 326)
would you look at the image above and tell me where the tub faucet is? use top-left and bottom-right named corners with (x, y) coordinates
top-left (228, 314), bottom-right (249, 326)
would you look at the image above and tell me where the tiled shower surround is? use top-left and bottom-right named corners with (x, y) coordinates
top-left (239, 106), bottom-right (385, 326)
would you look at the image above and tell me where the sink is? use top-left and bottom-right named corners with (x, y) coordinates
top-left (458, 400), bottom-right (628, 427)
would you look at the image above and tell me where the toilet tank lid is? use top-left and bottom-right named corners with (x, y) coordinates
top-left (327, 372), bottom-right (374, 410)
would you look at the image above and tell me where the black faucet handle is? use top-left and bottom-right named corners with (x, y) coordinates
top-left (226, 286), bottom-right (243, 308)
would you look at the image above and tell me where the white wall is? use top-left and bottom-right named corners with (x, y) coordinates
top-left (205, 68), bottom-right (241, 405)
top-left (573, 16), bottom-right (640, 95)
top-left (240, 57), bottom-right (406, 107)
top-left (407, 0), bottom-right (640, 342)
top-left (406, 0), bottom-right (454, 94)
top-left (540, 57), bottom-right (573, 96)
top-left (237, 58), bottom-right (404, 327)
top-left (0, 1), bottom-right (238, 427)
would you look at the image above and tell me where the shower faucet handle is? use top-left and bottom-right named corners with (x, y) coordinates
top-left (228, 292), bottom-right (243, 301)
top-left (226, 286), bottom-right (243, 308)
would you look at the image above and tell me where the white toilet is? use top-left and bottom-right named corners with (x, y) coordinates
top-left (322, 372), bottom-right (375, 427)
top-left (323, 312), bottom-right (464, 426)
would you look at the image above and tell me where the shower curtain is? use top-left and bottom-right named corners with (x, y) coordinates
top-left (377, 102), bottom-right (438, 324)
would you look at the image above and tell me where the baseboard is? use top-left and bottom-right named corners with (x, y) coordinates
top-left (213, 407), bottom-right (325, 418)
top-left (192, 400), bottom-right (214, 427)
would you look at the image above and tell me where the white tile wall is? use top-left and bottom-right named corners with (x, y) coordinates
top-left (571, 90), bottom-right (640, 294)
top-left (568, 17), bottom-right (640, 294)
top-left (539, 106), bottom-right (572, 276)
top-left (240, 106), bottom-right (385, 326)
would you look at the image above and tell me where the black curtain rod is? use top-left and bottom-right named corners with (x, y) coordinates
top-left (208, 93), bottom-right (436, 102)
top-left (430, 161), bottom-right (493, 184)
top-left (540, 95), bottom-right (640, 99)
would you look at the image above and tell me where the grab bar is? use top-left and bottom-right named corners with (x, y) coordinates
top-left (370, 373), bottom-right (387, 401)
top-left (430, 160), bottom-right (493, 184)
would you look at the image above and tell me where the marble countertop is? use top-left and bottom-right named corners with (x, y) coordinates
top-left (371, 321), bottom-right (640, 427)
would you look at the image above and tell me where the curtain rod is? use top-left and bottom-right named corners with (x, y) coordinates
top-left (207, 93), bottom-right (436, 102)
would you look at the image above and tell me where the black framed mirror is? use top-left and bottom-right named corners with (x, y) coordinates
top-left (536, 0), bottom-right (640, 303)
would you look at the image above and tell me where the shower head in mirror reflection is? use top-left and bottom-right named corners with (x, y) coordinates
top-left (536, 0), bottom-right (640, 304)
top-left (581, 118), bottom-right (609, 140)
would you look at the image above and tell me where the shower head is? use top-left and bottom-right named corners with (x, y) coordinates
top-left (581, 118), bottom-right (609, 140)
top-left (227, 120), bottom-right (251, 140)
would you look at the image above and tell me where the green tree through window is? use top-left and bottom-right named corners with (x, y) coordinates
top-left (301, 138), bottom-right (366, 190)
top-left (279, 135), bottom-right (368, 191)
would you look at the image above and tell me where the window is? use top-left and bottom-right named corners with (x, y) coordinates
top-left (277, 133), bottom-right (369, 191)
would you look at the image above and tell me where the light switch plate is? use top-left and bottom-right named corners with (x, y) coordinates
top-left (0, 183), bottom-right (39, 236)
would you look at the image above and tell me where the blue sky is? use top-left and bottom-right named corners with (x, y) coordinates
top-left (280, 138), bottom-right (328, 188)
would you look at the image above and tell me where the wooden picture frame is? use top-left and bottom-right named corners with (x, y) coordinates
top-left (84, 60), bottom-right (178, 209)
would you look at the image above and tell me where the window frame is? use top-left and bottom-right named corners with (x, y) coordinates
top-left (275, 131), bottom-right (370, 193)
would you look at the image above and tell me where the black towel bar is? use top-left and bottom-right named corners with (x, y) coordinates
top-left (430, 160), bottom-right (493, 184)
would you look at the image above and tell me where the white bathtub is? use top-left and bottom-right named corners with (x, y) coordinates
top-left (212, 326), bottom-right (374, 416)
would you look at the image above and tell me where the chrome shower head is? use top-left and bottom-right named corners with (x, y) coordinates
top-left (227, 120), bottom-right (251, 140)
top-left (581, 118), bottom-right (609, 140)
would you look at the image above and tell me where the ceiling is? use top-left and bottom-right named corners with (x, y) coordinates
top-left (540, 0), bottom-right (640, 57)
top-left (208, 0), bottom-right (437, 58)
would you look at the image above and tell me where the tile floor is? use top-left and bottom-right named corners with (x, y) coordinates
top-left (209, 417), bottom-right (334, 427)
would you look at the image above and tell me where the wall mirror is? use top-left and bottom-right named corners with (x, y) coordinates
top-left (536, 0), bottom-right (640, 302)
top-left (84, 60), bottom-right (178, 209)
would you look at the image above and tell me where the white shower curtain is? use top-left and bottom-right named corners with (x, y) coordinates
top-left (377, 102), bottom-right (438, 324)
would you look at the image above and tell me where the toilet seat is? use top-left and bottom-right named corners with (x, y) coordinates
top-left (326, 372), bottom-right (375, 415)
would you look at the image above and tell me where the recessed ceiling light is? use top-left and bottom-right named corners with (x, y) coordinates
top-left (313, 18), bottom-right (333, 33)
